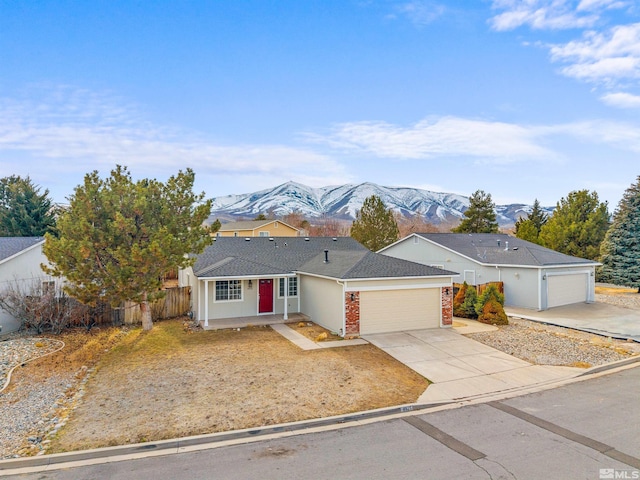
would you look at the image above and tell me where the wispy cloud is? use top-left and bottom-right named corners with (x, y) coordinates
top-left (489, 1), bottom-right (639, 106)
top-left (489, 0), bottom-right (630, 31)
top-left (307, 115), bottom-right (640, 164)
top-left (600, 91), bottom-right (640, 107)
top-left (0, 86), bottom-right (350, 193)
top-left (393, 1), bottom-right (446, 26)
top-left (306, 116), bottom-right (555, 161)
top-left (549, 23), bottom-right (640, 84)
top-left (549, 119), bottom-right (640, 151)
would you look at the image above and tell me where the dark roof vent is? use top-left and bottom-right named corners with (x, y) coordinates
top-left (323, 249), bottom-right (329, 263)
top-left (497, 239), bottom-right (501, 247)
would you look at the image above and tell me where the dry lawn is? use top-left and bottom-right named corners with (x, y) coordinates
top-left (49, 319), bottom-right (427, 452)
top-left (595, 285), bottom-right (638, 295)
top-left (6, 327), bottom-right (129, 392)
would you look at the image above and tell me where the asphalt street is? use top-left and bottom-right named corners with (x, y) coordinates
top-left (6, 366), bottom-right (640, 480)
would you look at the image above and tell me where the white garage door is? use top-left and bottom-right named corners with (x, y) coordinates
top-left (547, 274), bottom-right (588, 308)
top-left (359, 288), bottom-right (440, 335)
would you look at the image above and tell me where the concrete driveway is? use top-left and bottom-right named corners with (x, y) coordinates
top-left (506, 302), bottom-right (640, 342)
top-left (363, 326), bottom-right (580, 403)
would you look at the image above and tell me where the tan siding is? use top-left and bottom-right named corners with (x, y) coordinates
top-left (360, 288), bottom-right (440, 334)
top-left (300, 275), bottom-right (343, 333)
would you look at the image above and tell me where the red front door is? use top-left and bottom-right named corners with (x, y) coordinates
top-left (259, 279), bottom-right (273, 313)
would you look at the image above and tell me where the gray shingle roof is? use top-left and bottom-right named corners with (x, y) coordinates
top-left (193, 237), bottom-right (366, 277)
top-left (299, 250), bottom-right (457, 279)
top-left (193, 237), bottom-right (457, 279)
top-left (0, 237), bottom-right (44, 263)
top-left (415, 233), bottom-right (598, 267)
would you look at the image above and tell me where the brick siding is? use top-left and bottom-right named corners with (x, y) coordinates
top-left (345, 291), bottom-right (360, 336)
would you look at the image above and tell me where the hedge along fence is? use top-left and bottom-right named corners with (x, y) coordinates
top-left (453, 281), bottom-right (504, 297)
top-left (121, 286), bottom-right (191, 325)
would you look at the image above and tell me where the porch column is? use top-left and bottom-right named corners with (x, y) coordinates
top-left (204, 280), bottom-right (209, 327)
top-left (283, 277), bottom-right (289, 320)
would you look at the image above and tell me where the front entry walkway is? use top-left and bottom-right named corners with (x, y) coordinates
top-left (363, 327), bottom-right (581, 403)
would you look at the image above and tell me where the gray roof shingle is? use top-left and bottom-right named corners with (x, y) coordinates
top-left (415, 233), bottom-right (598, 267)
top-left (299, 250), bottom-right (457, 279)
top-left (0, 237), bottom-right (45, 263)
top-left (193, 237), bottom-right (457, 279)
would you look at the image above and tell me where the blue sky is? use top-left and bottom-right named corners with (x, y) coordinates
top-left (1, 0), bottom-right (639, 209)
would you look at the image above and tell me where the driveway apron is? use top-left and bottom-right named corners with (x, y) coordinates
top-left (364, 328), bottom-right (580, 403)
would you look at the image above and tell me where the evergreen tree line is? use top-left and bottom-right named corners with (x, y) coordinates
top-left (3, 173), bottom-right (640, 295)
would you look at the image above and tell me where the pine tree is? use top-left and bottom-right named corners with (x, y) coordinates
top-left (599, 176), bottom-right (640, 292)
top-left (0, 175), bottom-right (56, 236)
top-left (43, 166), bottom-right (212, 331)
top-left (452, 190), bottom-right (499, 233)
top-left (350, 195), bottom-right (399, 251)
top-left (515, 199), bottom-right (547, 244)
top-left (539, 190), bottom-right (609, 260)
top-left (210, 218), bottom-right (222, 234)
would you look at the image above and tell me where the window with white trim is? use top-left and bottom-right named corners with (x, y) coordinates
top-left (215, 280), bottom-right (242, 301)
top-left (259, 231), bottom-right (270, 237)
top-left (278, 277), bottom-right (298, 297)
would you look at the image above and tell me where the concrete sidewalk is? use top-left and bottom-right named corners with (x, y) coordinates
top-left (364, 324), bottom-right (581, 403)
top-left (506, 302), bottom-right (640, 342)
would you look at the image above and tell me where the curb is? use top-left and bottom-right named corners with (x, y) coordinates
top-left (0, 401), bottom-right (445, 472)
top-left (2, 356), bottom-right (639, 474)
top-left (578, 354), bottom-right (640, 377)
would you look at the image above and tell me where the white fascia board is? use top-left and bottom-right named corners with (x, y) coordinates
top-left (344, 282), bottom-right (452, 292)
top-left (197, 273), bottom-right (296, 281)
top-left (0, 239), bottom-right (46, 266)
top-left (342, 275), bottom-right (456, 282)
top-left (544, 269), bottom-right (593, 277)
top-left (495, 262), bottom-right (600, 269)
top-left (297, 270), bottom-right (455, 283)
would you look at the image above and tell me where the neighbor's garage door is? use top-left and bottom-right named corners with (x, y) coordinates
top-left (547, 274), bottom-right (588, 308)
top-left (359, 288), bottom-right (440, 335)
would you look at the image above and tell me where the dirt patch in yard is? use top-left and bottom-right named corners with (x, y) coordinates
top-left (48, 319), bottom-right (427, 452)
top-left (288, 321), bottom-right (343, 342)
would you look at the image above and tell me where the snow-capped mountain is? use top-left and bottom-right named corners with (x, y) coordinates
top-left (209, 181), bottom-right (548, 227)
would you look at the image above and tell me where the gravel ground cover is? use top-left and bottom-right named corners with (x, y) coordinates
top-left (0, 327), bottom-right (128, 459)
top-left (466, 317), bottom-right (636, 367)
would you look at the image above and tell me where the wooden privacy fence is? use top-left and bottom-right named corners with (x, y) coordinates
top-left (453, 281), bottom-right (504, 296)
top-left (121, 286), bottom-right (191, 325)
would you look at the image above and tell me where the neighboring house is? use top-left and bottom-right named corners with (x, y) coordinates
top-left (216, 220), bottom-right (300, 237)
top-left (179, 237), bottom-right (457, 336)
top-left (0, 237), bottom-right (55, 333)
top-left (379, 233), bottom-right (599, 311)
